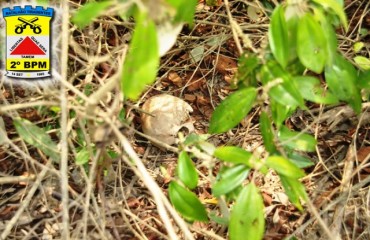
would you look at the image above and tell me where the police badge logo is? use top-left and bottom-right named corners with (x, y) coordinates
top-left (2, 5), bottom-right (54, 79)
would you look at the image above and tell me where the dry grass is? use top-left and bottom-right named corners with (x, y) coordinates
top-left (0, 0), bottom-right (370, 239)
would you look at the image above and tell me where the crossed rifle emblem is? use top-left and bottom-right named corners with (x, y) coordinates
top-left (15, 17), bottom-right (42, 34)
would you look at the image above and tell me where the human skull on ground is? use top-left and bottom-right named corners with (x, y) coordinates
top-left (141, 94), bottom-right (194, 147)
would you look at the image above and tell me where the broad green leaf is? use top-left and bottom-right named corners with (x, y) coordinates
top-left (311, 0), bottom-right (348, 30)
top-left (266, 156), bottom-right (305, 179)
top-left (279, 175), bottom-right (308, 211)
top-left (259, 112), bottom-right (277, 153)
top-left (358, 70), bottom-right (370, 89)
top-left (209, 87), bottom-right (257, 134)
top-left (286, 60), bottom-right (306, 76)
top-left (297, 13), bottom-right (327, 73)
top-left (292, 76), bottom-right (339, 104)
top-left (313, 7), bottom-right (338, 67)
top-left (13, 118), bottom-right (59, 163)
top-left (76, 148), bottom-right (90, 165)
top-left (71, 1), bottom-right (112, 28)
top-left (278, 126), bottom-right (317, 152)
top-left (166, 0), bottom-right (197, 24)
top-left (169, 182), bottom-right (208, 222)
top-left (285, 7), bottom-right (299, 63)
top-left (212, 165), bottom-right (250, 197)
top-left (261, 62), bottom-right (305, 108)
top-left (334, 0), bottom-right (344, 6)
top-left (354, 56), bottom-right (370, 70)
top-left (177, 151), bottom-right (198, 190)
top-left (121, 12), bottom-right (159, 100)
top-left (229, 183), bottom-right (265, 240)
top-left (214, 146), bottom-right (253, 166)
top-left (288, 152), bottom-right (315, 168)
top-left (325, 53), bottom-right (362, 113)
top-left (269, 5), bottom-right (289, 68)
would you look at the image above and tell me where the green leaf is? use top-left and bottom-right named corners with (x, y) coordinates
top-left (214, 146), bottom-right (253, 166)
top-left (285, 6), bottom-right (299, 63)
top-left (325, 53), bottom-right (362, 113)
top-left (13, 118), bottom-right (59, 163)
top-left (121, 12), bottom-right (159, 100)
top-left (209, 212), bottom-right (229, 225)
top-left (76, 148), bottom-right (90, 165)
top-left (118, 108), bottom-right (126, 122)
top-left (259, 112), bottom-right (277, 153)
top-left (313, 7), bottom-right (338, 67)
top-left (261, 62), bottom-right (305, 108)
top-left (358, 70), bottom-right (370, 89)
top-left (71, 1), bottom-right (112, 28)
top-left (229, 183), bottom-right (265, 240)
top-left (360, 28), bottom-right (369, 37)
top-left (292, 76), bottom-right (339, 104)
top-left (278, 126), bottom-right (317, 152)
top-left (266, 156), bottom-right (305, 179)
top-left (183, 133), bottom-right (209, 146)
top-left (209, 87), bottom-right (257, 134)
top-left (269, 5), bottom-right (289, 68)
top-left (354, 56), bottom-right (370, 70)
top-left (270, 98), bottom-right (295, 129)
top-left (177, 151), bottom-right (198, 190)
top-left (297, 13), bottom-right (327, 73)
top-left (311, 0), bottom-right (348, 30)
top-left (288, 152), bottom-right (315, 168)
top-left (237, 54), bottom-right (260, 87)
top-left (212, 165), bottom-right (250, 197)
top-left (168, 181), bottom-right (208, 222)
top-left (279, 175), bottom-right (307, 211)
top-left (353, 42), bottom-right (364, 53)
top-left (334, 0), bottom-right (344, 6)
top-left (166, 0), bottom-right (197, 24)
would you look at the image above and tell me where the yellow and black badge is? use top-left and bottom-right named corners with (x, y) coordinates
top-left (2, 5), bottom-right (54, 78)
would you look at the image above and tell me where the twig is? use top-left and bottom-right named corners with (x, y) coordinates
top-left (0, 175), bottom-right (36, 184)
top-left (1, 165), bottom-right (49, 240)
top-left (59, 1), bottom-right (71, 239)
top-left (223, 0), bottom-right (257, 54)
top-left (105, 117), bottom-right (195, 240)
top-left (223, 0), bottom-right (243, 55)
top-left (305, 198), bottom-right (336, 240)
top-left (0, 101), bottom-right (59, 113)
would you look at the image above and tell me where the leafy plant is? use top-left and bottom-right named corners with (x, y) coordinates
top-left (14, 118), bottom-right (60, 163)
top-left (69, 0), bottom-right (369, 239)
top-left (169, 1), bottom-right (367, 240)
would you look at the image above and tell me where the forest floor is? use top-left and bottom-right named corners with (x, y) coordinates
top-left (1, 0), bottom-right (370, 239)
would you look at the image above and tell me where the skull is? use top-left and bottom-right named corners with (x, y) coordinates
top-left (141, 94), bottom-right (194, 147)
